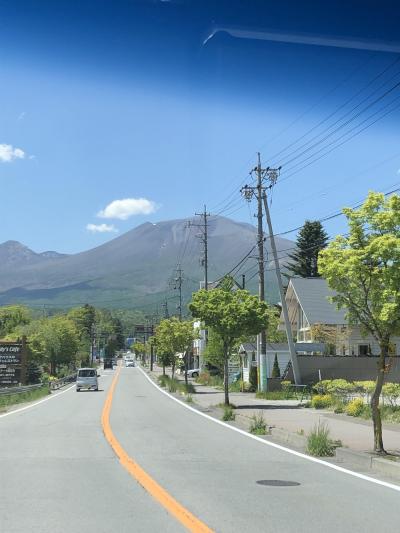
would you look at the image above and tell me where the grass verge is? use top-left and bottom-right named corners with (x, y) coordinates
top-left (306, 421), bottom-right (336, 457)
top-left (0, 385), bottom-right (50, 410)
top-left (249, 411), bottom-right (268, 435)
top-left (222, 405), bottom-right (236, 421)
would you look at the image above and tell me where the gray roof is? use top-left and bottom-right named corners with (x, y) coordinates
top-left (290, 277), bottom-right (347, 325)
top-left (240, 343), bottom-right (291, 352)
top-left (266, 343), bottom-right (290, 351)
top-left (240, 343), bottom-right (256, 353)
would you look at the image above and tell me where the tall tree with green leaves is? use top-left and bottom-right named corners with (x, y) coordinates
top-left (285, 220), bottom-right (328, 278)
top-left (34, 316), bottom-right (79, 375)
top-left (0, 305), bottom-right (31, 338)
top-left (319, 191), bottom-right (400, 453)
top-left (189, 284), bottom-right (269, 405)
top-left (154, 318), bottom-right (198, 382)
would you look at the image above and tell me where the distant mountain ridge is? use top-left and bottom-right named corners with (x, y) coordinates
top-left (0, 240), bottom-right (67, 270)
top-left (0, 217), bottom-right (293, 308)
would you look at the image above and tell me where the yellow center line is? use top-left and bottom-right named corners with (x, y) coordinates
top-left (101, 366), bottom-right (214, 533)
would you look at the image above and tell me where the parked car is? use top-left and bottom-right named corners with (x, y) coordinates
top-left (187, 368), bottom-right (200, 378)
top-left (76, 368), bottom-right (99, 392)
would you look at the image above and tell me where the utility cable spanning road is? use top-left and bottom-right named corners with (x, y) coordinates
top-left (1, 367), bottom-right (399, 533)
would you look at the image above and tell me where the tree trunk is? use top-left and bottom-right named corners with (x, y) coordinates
top-left (184, 351), bottom-right (188, 387)
top-left (223, 342), bottom-right (229, 406)
top-left (370, 341), bottom-right (388, 454)
top-left (171, 360), bottom-right (175, 379)
top-left (162, 364), bottom-right (166, 376)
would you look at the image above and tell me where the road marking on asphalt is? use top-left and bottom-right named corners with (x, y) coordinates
top-left (138, 367), bottom-right (400, 494)
top-left (101, 366), bottom-right (214, 533)
top-left (0, 384), bottom-right (75, 419)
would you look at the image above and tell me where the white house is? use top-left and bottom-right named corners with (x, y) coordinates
top-left (282, 277), bottom-right (400, 356)
top-left (239, 342), bottom-right (292, 382)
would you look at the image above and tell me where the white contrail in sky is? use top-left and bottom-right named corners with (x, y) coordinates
top-left (203, 27), bottom-right (400, 54)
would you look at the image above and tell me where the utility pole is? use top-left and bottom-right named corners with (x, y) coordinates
top-left (241, 153), bottom-right (267, 392)
top-left (173, 264), bottom-right (184, 320)
top-left (262, 183), bottom-right (300, 384)
top-left (161, 299), bottom-right (170, 319)
top-left (90, 323), bottom-right (96, 366)
top-left (189, 205), bottom-right (210, 290)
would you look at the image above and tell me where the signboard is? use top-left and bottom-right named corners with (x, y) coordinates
top-left (0, 341), bottom-right (27, 387)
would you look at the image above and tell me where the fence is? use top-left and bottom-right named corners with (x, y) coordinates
top-left (0, 383), bottom-right (45, 396)
top-left (49, 373), bottom-right (77, 390)
top-left (0, 373), bottom-right (77, 395)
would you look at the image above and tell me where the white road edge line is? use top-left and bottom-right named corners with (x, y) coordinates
top-left (0, 384), bottom-right (75, 419)
top-left (137, 367), bottom-right (400, 493)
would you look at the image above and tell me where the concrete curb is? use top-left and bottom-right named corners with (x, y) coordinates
top-left (336, 448), bottom-right (373, 469)
top-left (372, 457), bottom-right (400, 480)
top-left (269, 427), bottom-right (308, 449)
top-left (336, 447), bottom-right (400, 480)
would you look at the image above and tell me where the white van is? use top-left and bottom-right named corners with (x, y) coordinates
top-left (76, 368), bottom-right (99, 391)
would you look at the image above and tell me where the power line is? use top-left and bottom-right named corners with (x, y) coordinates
top-left (269, 56), bottom-right (400, 165)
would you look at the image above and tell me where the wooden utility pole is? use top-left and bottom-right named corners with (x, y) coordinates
top-left (262, 176), bottom-right (301, 384)
top-left (190, 205), bottom-right (210, 290)
top-left (174, 264), bottom-right (184, 320)
top-left (241, 154), bottom-right (268, 391)
top-left (255, 153), bottom-right (267, 392)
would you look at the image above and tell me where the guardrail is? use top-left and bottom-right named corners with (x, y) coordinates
top-left (49, 373), bottom-right (76, 390)
top-left (0, 383), bottom-right (45, 396)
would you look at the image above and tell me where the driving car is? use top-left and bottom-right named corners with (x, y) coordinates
top-left (125, 360), bottom-right (135, 367)
top-left (76, 368), bottom-right (99, 392)
top-left (103, 359), bottom-right (113, 370)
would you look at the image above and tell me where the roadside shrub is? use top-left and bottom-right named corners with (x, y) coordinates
top-left (311, 394), bottom-right (333, 409)
top-left (345, 398), bottom-right (365, 417)
top-left (354, 381), bottom-right (376, 400)
top-left (185, 394), bottom-right (193, 403)
top-left (195, 371), bottom-right (211, 384)
top-left (307, 422), bottom-right (335, 457)
top-left (167, 378), bottom-right (179, 393)
top-left (158, 375), bottom-right (169, 388)
top-left (195, 371), bottom-right (223, 388)
top-left (249, 366), bottom-right (258, 392)
top-left (256, 390), bottom-right (289, 400)
top-left (249, 411), bottom-right (268, 435)
top-left (281, 380), bottom-right (293, 396)
top-left (178, 382), bottom-right (196, 394)
top-left (222, 405), bottom-right (236, 421)
top-left (229, 380), bottom-right (251, 392)
top-left (382, 383), bottom-right (400, 407)
top-left (382, 406), bottom-right (400, 424)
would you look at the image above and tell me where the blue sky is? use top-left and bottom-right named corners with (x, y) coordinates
top-left (1, 0), bottom-right (400, 253)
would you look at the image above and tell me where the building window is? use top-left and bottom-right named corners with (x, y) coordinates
top-left (358, 344), bottom-right (369, 356)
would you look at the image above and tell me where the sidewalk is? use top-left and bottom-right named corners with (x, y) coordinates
top-left (149, 365), bottom-right (400, 454)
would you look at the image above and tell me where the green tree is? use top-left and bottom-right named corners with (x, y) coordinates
top-left (271, 354), bottom-right (280, 378)
top-left (285, 220), bottom-right (328, 278)
top-left (189, 285), bottom-right (269, 405)
top-left (266, 305), bottom-right (286, 342)
top-left (319, 191), bottom-right (400, 453)
top-left (202, 328), bottom-right (224, 371)
top-left (68, 304), bottom-right (96, 362)
top-left (34, 316), bottom-right (79, 375)
top-left (154, 318), bottom-right (198, 382)
top-left (134, 342), bottom-right (146, 363)
top-left (0, 305), bottom-right (31, 338)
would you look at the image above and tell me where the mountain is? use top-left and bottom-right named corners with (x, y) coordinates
top-left (0, 241), bottom-right (67, 269)
top-left (0, 217), bottom-right (293, 309)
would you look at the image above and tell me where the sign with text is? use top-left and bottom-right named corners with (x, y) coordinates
top-left (0, 342), bottom-right (26, 387)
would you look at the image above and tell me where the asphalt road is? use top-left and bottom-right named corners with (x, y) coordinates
top-left (1, 367), bottom-right (399, 533)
